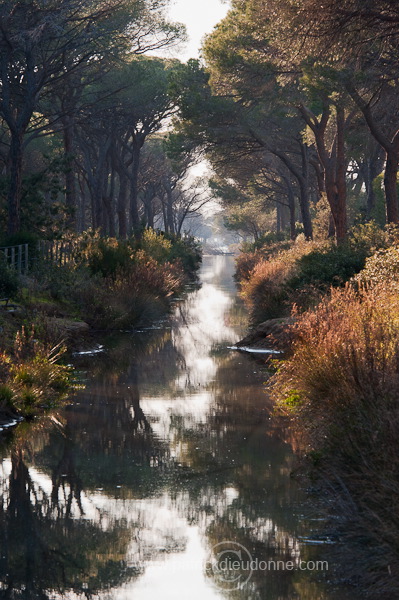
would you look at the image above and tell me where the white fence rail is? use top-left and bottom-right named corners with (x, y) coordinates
top-left (0, 244), bottom-right (29, 274)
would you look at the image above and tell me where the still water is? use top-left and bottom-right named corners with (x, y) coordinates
top-left (0, 256), bottom-right (354, 599)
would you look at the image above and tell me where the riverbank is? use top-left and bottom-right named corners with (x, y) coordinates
top-left (0, 229), bottom-right (202, 425)
top-left (235, 226), bottom-right (399, 598)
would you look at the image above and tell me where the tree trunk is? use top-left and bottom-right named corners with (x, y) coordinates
top-left (282, 176), bottom-right (296, 240)
top-left (302, 103), bottom-right (347, 243)
top-left (276, 202), bottom-right (282, 233)
top-left (299, 143), bottom-right (313, 240)
top-left (298, 179), bottom-right (313, 240)
top-left (161, 199), bottom-right (168, 233)
top-left (384, 149), bottom-right (399, 223)
top-left (129, 140), bottom-right (143, 239)
top-left (7, 131), bottom-right (23, 234)
top-left (165, 185), bottom-right (175, 235)
top-left (334, 105), bottom-right (348, 243)
top-left (117, 172), bottom-right (128, 239)
top-left (273, 146), bottom-right (313, 240)
top-left (63, 117), bottom-right (77, 230)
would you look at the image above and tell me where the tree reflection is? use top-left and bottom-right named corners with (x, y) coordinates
top-left (0, 425), bottom-right (141, 600)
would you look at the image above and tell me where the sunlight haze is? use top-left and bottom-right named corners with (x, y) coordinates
top-left (168, 0), bottom-right (229, 60)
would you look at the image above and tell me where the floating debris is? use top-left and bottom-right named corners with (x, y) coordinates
top-left (0, 417), bottom-right (23, 433)
top-left (73, 345), bottom-right (105, 356)
top-left (298, 536), bottom-right (336, 545)
top-left (227, 346), bottom-right (283, 355)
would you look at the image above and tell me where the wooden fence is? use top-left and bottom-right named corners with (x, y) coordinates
top-left (0, 244), bottom-right (29, 274)
top-left (1, 240), bottom-right (79, 274)
top-left (37, 240), bottom-right (77, 266)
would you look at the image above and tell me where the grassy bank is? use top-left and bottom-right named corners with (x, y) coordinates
top-left (235, 225), bottom-right (399, 596)
top-left (236, 223), bottom-right (390, 324)
top-left (0, 229), bottom-right (201, 422)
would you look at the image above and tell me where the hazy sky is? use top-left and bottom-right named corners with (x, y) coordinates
top-left (168, 0), bottom-right (229, 61)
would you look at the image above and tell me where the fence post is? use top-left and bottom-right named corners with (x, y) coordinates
top-left (24, 244), bottom-right (29, 273)
top-left (17, 245), bottom-right (22, 274)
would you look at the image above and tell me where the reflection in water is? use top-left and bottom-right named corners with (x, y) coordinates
top-left (0, 256), bottom-right (356, 599)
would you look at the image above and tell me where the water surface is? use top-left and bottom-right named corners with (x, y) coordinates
top-left (0, 256), bottom-right (354, 599)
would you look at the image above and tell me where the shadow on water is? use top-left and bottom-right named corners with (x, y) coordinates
top-left (0, 256), bottom-right (358, 599)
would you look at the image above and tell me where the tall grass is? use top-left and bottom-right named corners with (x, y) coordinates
top-left (271, 281), bottom-right (399, 595)
top-left (0, 326), bottom-right (77, 419)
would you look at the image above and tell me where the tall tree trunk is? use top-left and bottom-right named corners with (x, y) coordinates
top-left (63, 117), bottom-right (77, 230)
top-left (7, 131), bottom-right (23, 234)
top-left (281, 175), bottom-right (296, 240)
top-left (299, 143), bottom-right (313, 240)
top-left (117, 173), bottom-right (128, 239)
top-left (273, 146), bottom-right (313, 240)
top-left (165, 184), bottom-right (175, 235)
top-left (384, 149), bottom-right (399, 223)
top-left (78, 174), bottom-right (87, 232)
top-left (300, 102), bottom-right (348, 243)
top-left (161, 198), bottom-right (168, 233)
top-left (104, 165), bottom-right (116, 237)
top-left (129, 142), bottom-right (141, 238)
top-left (276, 202), bottom-right (282, 233)
top-left (298, 179), bottom-right (313, 240)
top-left (334, 105), bottom-right (348, 243)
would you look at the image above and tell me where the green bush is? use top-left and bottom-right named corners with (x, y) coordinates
top-left (287, 243), bottom-right (366, 291)
top-left (32, 260), bottom-right (85, 303)
top-left (139, 228), bottom-right (173, 263)
top-left (81, 236), bottom-right (133, 278)
top-left (0, 254), bottom-right (19, 297)
top-left (166, 234), bottom-right (202, 278)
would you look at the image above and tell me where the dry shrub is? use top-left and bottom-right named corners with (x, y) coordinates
top-left (241, 259), bottom-right (292, 321)
top-left (235, 251), bottom-right (263, 283)
top-left (109, 251), bottom-right (183, 328)
top-left (239, 239), bottom-right (319, 322)
top-left (355, 245), bottom-right (399, 287)
top-left (74, 251), bottom-right (184, 329)
top-left (271, 283), bottom-right (399, 595)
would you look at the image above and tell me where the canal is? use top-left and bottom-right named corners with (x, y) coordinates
top-left (0, 255), bottom-right (355, 599)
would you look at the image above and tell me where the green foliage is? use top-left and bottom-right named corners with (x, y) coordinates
top-left (32, 261), bottom-right (85, 303)
top-left (287, 244), bottom-right (365, 290)
top-left (73, 251), bottom-right (184, 329)
top-left (28, 228), bottom-right (201, 329)
top-left (0, 154), bottom-right (72, 237)
top-left (0, 384), bottom-right (13, 408)
top-left (236, 222), bottom-right (390, 323)
top-left (82, 237), bottom-right (133, 279)
top-left (139, 228), bottom-right (172, 263)
top-left (0, 327), bottom-right (78, 418)
top-left (283, 389), bottom-right (303, 409)
top-left (164, 233), bottom-right (202, 278)
top-left (0, 254), bottom-right (19, 297)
